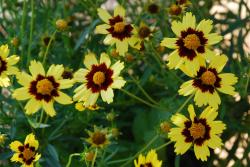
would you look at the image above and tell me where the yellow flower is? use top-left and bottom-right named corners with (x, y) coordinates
top-left (75, 102), bottom-right (100, 112)
top-left (178, 54), bottom-right (238, 109)
top-left (9, 133), bottom-right (41, 167)
top-left (0, 134), bottom-right (6, 145)
top-left (13, 61), bottom-right (73, 117)
top-left (169, 104), bottom-right (226, 161)
top-left (160, 12), bottom-right (222, 74)
top-left (73, 52), bottom-right (126, 106)
top-left (0, 44), bottom-right (20, 87)
top-left (95, 5), bottom-right (141, 56)
top-left (85, 126), bottom-right (110, 148)
top-left (134, 149), bottom-right (162, 167)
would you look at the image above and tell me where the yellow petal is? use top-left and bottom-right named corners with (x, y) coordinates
top-left (206, 33), bottom-right (222, 45)
top-left (114, 5), bottom-right (125, 17)
top-left (171, 21), bottom-right (184, 36)
top-left (207, 91), bottom-right (221, 109)
top-left (188, 104), bottom-right (196, 121)
top-left (47, 64), bottom-right (64, 79)
top-left (10, 153), bottom-right (22, 162)
top-left (209, 54), bottom-right (228, 73)
top-left (0, 76), bottom-right (10, 87)
top-left (101, 88), bottom-right (114, 104)
top-left (111, 61), bottom-right (124, 77)
top-left (178, 80), bottom-right (196, 96)
top-left (100, 53), bottom-right (111, 67)
top-left (97, 8), bottom-right (112, 23)
top-left (183, 56), bottom-right (201, 76)
top-left (13, 87), bottom-right (31, 100)
top-left (111, 77), bottom-right (126, 89)
top-left (9, 141), bottom-right (23, 152)
top-left (199, 106), bottom-right (218, 122)
top-left (196, 19), bottom-right (213, 35)
top-left (167, 50), bottom-right (183, 69)
top-left (171, 113), bottom-right (188, 127)
top-left (103, 34), bottom-right (115, 45)
top-left (210, 121), bottom-right (226, 135)
top-left (54, 91), bottom-right (72, 104)
top-left (42, 101), bottom-right (56, 117)
top-left (6, 55), bottom-right (20, 65)
top-left (16, 72), bottom-right (33, 86)
top-left (203, 48), bottom-right (216, 62)
top-left (182, 12), bottom-right (196, 29)
top-left (194, 144), bottom-right (210, 161)
top-left (217, 85), bottom-right (237, 96)
top-left (179, 65), bottom-right (195, 78)
top-left (207, 135), bottom-right (223, 149)
top-left (219, 73), bottom-right (238, 86)
top-left (84, 52), bottom-right (98, 70)
top-left (116, 40), bottom-right (128, 56)
top-left (24, 98), bottom-right (41, 115)
top-left (160, 38), bottom-right (178, 49)
top-left (73, 85), bottom-right (88, 101)
top-left (6, 66), bottom-right (19, 75)
top-left (128, 36), bottom-right (141, 50)
top-left (73, 68), bottom-right (88, 83)
top-left (57, 79), bottom-right (73, 89)
top-left (84, 93), bottom-right (99, 106)
top-left (29, 61), bottom-right (45, 77)
top-left (0, 44), bottom-right (9, 58)
top-left (95, 24), bottom-right (110, 34)
top-left (24, 133), bottom-right (39, 150)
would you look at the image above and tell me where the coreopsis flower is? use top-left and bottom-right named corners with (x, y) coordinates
top-left (0, 44), bottom-right (20, 87)
top-left (134, 149), bottom-right (162, 167)
top-left (169, 105), bottom-right (226, 161)
top-left (75, 102), bottom-right (100, 112)
top-left (73, 52), bottom-right (126, 106)
top-left (13, 61), bottom-right (73, 117)
top-left (178, 54), bottom-right (238, 109)
top-left (95, 5), bottom-right (141, 55)
top-left (9, 133), bottom-right (41, 166)
top-left (160, 12), bottom-right (222, 74)
top-left (86, 126), bottom-right (110, 148)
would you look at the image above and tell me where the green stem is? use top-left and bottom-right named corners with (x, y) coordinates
top-left (91, 148), bottom-right (98, 167)
top-left (38, 109), bottom-right (44, 126)
top-left (155, 141), bottom-right (173, 151)
top-left (27, 0), bottom-right (35, 67)
top-left (120, 135), bottom-right (159, 167)
top-left (176, 94), bottom-right (194, 113)
top-left (244, 68), bottom-right (250, 97)
top-left (130, 75), bottom-right (159, 105)
top-left (120, 89), bottom-right (159, 109)
top-left (20, 0), bottom-right (27, 65)
top-left (66, 153), bottom-right (81, 167)
top-left (42, 30), bottom-right (57, 65)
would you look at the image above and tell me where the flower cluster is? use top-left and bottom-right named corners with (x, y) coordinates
top-left (4, 3), bottom-right (239, 167)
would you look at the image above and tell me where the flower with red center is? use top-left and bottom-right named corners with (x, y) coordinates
top-left (178, 54), bottom-right (238, 109)
top-left (73, 52), bottom-right (126, 106)
top-left (134, 149), bottom-right (162, 167)
top-left (95, 5), bottom-right (141, 56)
top-left (13, 61), bottom-right (73, 117)
top-left (0, 44), bottom-right (20, 87)
top-left (9, 133), bottom-right (41, 166)
top-left (160, 12), bottom-right (222, 74)
top-left (169, 104), bottom-right (226, 161)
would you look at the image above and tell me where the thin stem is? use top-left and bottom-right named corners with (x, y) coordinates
top-left (176, 94), bottom-right (194, 113)
top-left (20, 0), bottom-right (27, 63)
top-left (66, 153), bottom-right (81, 167)
top-left (120, 135), bottom-right (159, 167)
top-left (120, 89), bottom-right (159, 109)
top-left (130, 75), bottom-right (159, 105)
top-left (244, 68), bottom-right (250, 97)
top-left (42, 30), bottom-right (57, 65)
top-left (91, 148), bottom-right (98, 167)
top-left (38, 109), bottom-right (44, 126)
top-left (155, 141), bottom-right (173, 151)
top-left (27, 0), bottom-right (35, 67)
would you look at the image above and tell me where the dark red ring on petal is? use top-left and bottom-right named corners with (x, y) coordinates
top-left (0, 56), bottom-right (8, 75)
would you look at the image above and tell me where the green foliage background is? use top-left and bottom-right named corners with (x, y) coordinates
top-left (0, 0), bottom-right (249, 167)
